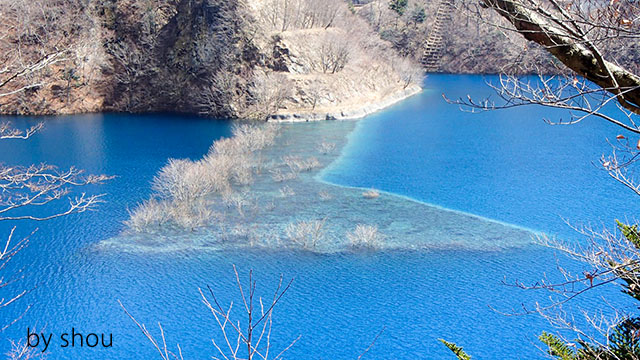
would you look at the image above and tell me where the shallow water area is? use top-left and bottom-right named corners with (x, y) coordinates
top-left (101, 119), bottom-right (537, 254)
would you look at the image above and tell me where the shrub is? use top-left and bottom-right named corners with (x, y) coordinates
top-left (127, 124), bottom-right (279, 232)
top-left (282, 156), bottom-right (320, 174)
top-left (124, 199), bottom-right (172, 232)
top-left (279, 185), bottom-right (295, 197)
top-left (347, 224), bottom-right (384, 249)
top-left (171, 199), bottom-right (213, 231)
top-left (362, 188), bottom-right (380, 199)
top-left (317, 141), bottom-right (336, 154)
top-left (285, 219), bottom-right (326, 250)
top-left (152, 159), bottom-right (216, 202)
top-left (270, 168), bottom-right (298, 182)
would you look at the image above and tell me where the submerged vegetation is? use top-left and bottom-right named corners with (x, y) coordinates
top-left (124, 123), bottom-right (391, 252)
top-left (126, 124), bottom-right (278, 231)
top-left (347, 224), bottom-right (384, 250)
top-left (116, 121), bottom-right (532, 254)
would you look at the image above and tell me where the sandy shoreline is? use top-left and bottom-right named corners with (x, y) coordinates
top-left (266, 84), bottom-right (422, 122)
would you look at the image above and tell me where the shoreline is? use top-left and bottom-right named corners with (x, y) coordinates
top-left (0, 84), bottom-right (423, 121)
top-left (266, 84), bottom-right (423, 122)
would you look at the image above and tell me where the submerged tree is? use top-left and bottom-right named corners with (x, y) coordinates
top-left (442, 0), bottom-right (640, 358)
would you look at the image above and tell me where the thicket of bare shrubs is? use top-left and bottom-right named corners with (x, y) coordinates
top-left (125, 124), bottom-right (278, 232)
top-left (260, 0), bottom-right (344, 31)
top-left (2, 0), bottom-right (423, 117)
top-left (355, 0), bottom-right (556, 73)
top-left (347, 224), bottom-right (385, 249)
top-left (249, 0), bottom-right (423, 117)
top-left (105, 0), bottom-right (258, 117)
top-left (356, 0), bottom-right (639, 74)
top-left (125, 125), bottom-right (390, 253)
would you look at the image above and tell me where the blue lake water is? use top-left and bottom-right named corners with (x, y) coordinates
top-left (322, 75), bottom-right (635, 240)
top-left (0, 75), bottom-right (636, 359)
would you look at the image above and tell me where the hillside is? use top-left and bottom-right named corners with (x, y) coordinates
top-left (355, 0), bottom-right (640, 75)
top-left (0, 0), bottom-right (423, 119)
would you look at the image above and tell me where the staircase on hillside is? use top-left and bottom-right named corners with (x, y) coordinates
top-left (421, 0), bottom-right (454, 72)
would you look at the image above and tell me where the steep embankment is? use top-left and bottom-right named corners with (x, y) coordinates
top-left (0, 0), bottom-right (423, 119)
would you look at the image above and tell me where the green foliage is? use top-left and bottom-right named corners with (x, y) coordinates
top-left (439, 339), bottom-right (471, 360)
top-left (347, 0), bottom-right (356, 14)
top-left (617, 220), bottom-right (640, 249)
top-left (539, 332), bottom-right (576, 360)
top-left (539, 318), bottom-right (640, 360)
top-left (388, 0), bottom-right (408, 17)
top-left (533, 222), bottom-right (640, 360)
top-left (613, 220), bottom-right (640, 301)
top-left (608, 317), bottom-right (640, 358)
top-left (410, 6), bottom-right (426, 24)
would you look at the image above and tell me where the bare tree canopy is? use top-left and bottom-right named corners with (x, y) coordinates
top-left (0, 122), bottom-right (110, 358)
top-left (481, 0), bottom-right (640, 113)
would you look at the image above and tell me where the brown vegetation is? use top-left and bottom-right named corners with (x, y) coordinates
top-left (355, 0), bottom-right (639, 74)
top-left (125, 124), bottom-right (278, 232)
top-left (0, 0), bottom-right (423, 118)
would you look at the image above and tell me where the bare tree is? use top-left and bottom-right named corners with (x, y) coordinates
top-left (318, 35), bottom-right (351, 74)
top-left (0, 0), bottom-right (98, 114)
top-left (0, 122), bottom-right (109, 357)
top-left (393, 56), bottom-right (424, 89)
top-left (451, 0), bottom-right (639, 127)
top-left (259, 0), bottom-right (344, 31)
top-left (122, 265), bottom-right (300, 360)
top-left (246, 72), bottom-right (292, 120)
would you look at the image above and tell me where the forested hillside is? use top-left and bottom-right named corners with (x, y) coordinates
top-left (0, 0), bottom-right (422, 118)
top-left (355, 0), bottom-right (640, 74)
top-left (4, 0), bottom-right (633, 117)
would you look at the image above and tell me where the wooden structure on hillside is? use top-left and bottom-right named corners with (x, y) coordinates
top-left (421, 0), bottom-right (454, 72)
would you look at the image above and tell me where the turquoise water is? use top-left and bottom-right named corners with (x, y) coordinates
top-left (323, 75), bottom-right (635, 240)
top-left (0, 75), bottom-right (635, 359)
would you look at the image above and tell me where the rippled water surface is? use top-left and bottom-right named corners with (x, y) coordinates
top-left (0, 75), bottom-right (636, 359)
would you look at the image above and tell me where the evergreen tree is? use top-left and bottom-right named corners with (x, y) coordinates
top-left (388, 0), bottom-right (408, 17)
top-left (410, 5), bottom-right (426, 25)
top-left (443, 220), bottom-right (640, 359)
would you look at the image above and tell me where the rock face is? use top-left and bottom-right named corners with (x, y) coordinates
top-left (0, 0), bottom-right (423, 119)
top-left (102, 0), bottom-right (259, 117)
